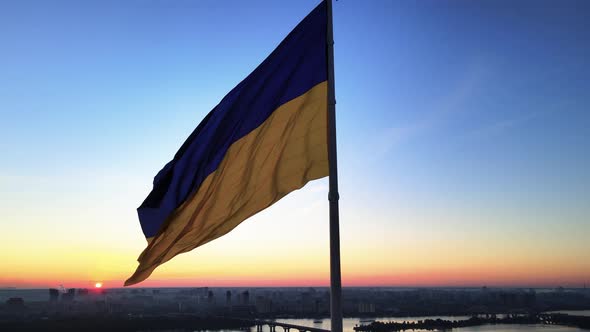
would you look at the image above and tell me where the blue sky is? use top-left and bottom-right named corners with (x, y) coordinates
top-left (1, 0), bottom-right (589, 287)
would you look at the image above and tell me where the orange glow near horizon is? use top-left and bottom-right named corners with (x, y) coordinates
top-left (1, 181), bottom-right (588, 290)
top-left (1, 263), bottom-right (588, 289)
top-left (1, 222), bottom-right (589, 289)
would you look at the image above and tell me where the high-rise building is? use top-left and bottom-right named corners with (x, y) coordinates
top-left (242, 290), bottom-right (250, 305)
top-left (208, 290), bottom-right (215, 304)
top-left (49, 288), bottom-right (59, 302)
top-left (62, 288), bottom-right (76, 302)
top-left (255, 296), bottom-right (273, 314)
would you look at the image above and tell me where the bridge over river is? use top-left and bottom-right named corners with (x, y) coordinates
top-left (235, 318), bottom-right (330, 332)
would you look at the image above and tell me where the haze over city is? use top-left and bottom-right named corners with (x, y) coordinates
top-left (1, 0), bottom-right (589, 290)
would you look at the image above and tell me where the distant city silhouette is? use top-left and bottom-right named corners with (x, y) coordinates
top-left (1, 287), bottom-right (590, 331)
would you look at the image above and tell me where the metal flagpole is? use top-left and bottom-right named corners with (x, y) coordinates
top-left (326, 1), bottom-right (342, 332)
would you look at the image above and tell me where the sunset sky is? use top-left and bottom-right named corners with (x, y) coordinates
top-left (1, 0), bottom-right (589, 289)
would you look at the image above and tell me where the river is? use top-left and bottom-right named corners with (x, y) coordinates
top-left (255, 313), bottom-right (590, 332)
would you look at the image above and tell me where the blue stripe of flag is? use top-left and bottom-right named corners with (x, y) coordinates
top-left (138, 1), bottom-right (327, 238)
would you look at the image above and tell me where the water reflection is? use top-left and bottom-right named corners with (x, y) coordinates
top-left (232, 316), bottom-right (589, 332)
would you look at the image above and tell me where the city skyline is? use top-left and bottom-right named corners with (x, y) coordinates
top-left (1, 0), bottom-right (589, 289)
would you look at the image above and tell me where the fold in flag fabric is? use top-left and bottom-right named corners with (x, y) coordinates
top-left (125, 1), bottom-right (329, 286)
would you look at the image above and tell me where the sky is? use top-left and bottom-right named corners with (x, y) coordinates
top-left (1, 0), bottom-right (589, 289)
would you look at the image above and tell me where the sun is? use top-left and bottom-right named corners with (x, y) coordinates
top-left (95, 282), bottom-right (103, 288)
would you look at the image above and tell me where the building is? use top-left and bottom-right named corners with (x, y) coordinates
top-left (255, 296), bottom-right (273, 314)
top-left (6, 297), bottom-right (25, 311)
top-left (49, 288), bottom-right (59, 302)
top-left (358, 302), bottom-right (376, 314)
top-left (242, 290), bottom-right (250, 305)
top-left (226, 290), bottom-right (232, 306)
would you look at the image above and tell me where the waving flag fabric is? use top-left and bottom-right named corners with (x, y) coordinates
top-left (126, 1), bottom-right (328, 286)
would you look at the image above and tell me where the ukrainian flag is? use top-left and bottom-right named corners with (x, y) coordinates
top-left (126, 1), bottom-right (329, 286)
